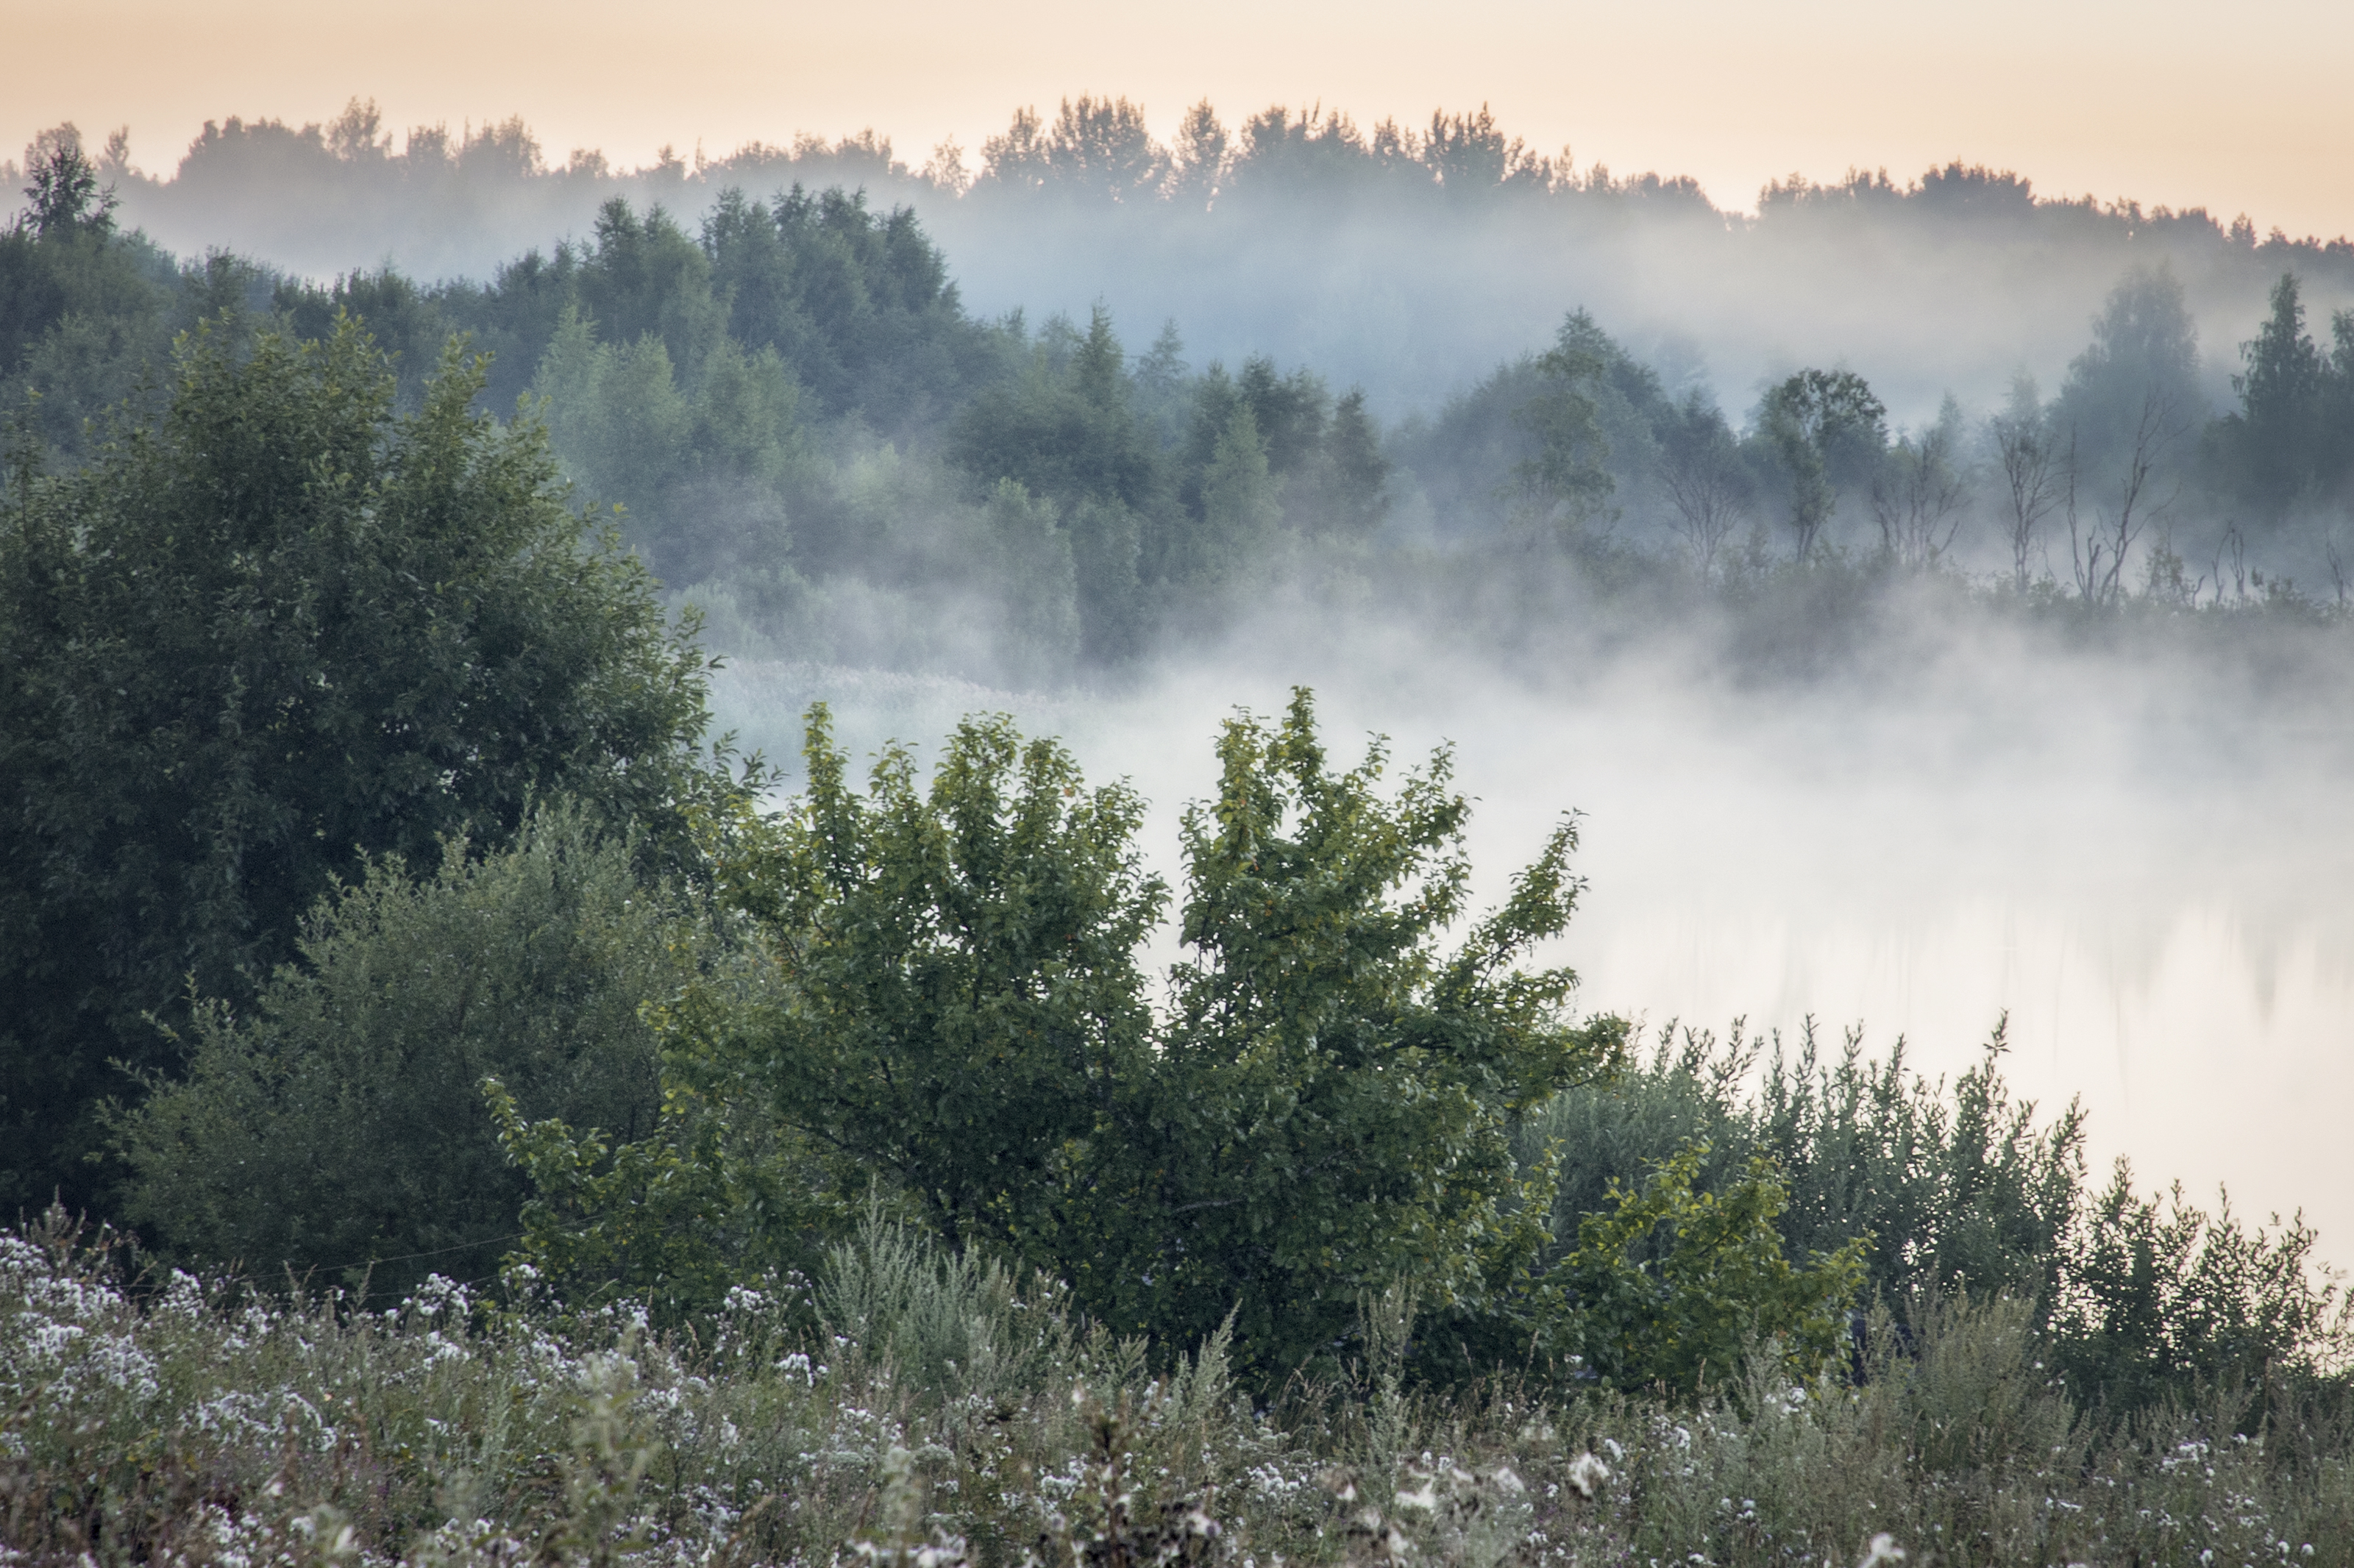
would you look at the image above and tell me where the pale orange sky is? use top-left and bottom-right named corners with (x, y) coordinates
top-left (9, 0), bottom-right (2354, 238)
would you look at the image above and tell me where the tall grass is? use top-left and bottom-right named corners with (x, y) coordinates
top-left (8, 1207), bottom-right (2354, 1566)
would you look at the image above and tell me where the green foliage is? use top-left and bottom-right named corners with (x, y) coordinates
top-left (1187, 402), bottom-right (1283, 588)
top-left (1556, 1142), bottom-right (1866, 1397)
top-left (20, 140), bottom-right (119, 240)
top-left (1145, 692), bottom-right (1623, 1374)
top-left (1527, 1021), bottom-right (2084, 1321)
top-left (706, 184), bottom-right (996, 430)
top-left (514, 691), bottom-right (1631, 1380)
top-left (489, 1066), bottom-right (830, 1329)
top-left (950, 304), bottom-right (1159, 514)
top-left (1067, 493), bottom-right (1145, 665)
top-left (2054, 263), bottom-right (2203, 499)
top-left (705, 703), bottom-right (1167, 1256)
top-left (111, 808), bottom-right (680, 1302)
top-left (981, 477), bottom-right (1083, 683)
top-left (1398, 310), bottom-right (1678, 546)
top-left (1, 149), bottom-right (176, 455)
top-left (1308, 386), bottom-right (1393, 538)
top-left (1753, 1019), bottom-right (2084, 1308)
top-left (1515, 1016), bottom-right (2354, 1422)
top-left (527, 304), bottom-right (808, 588)
top-left (2052, 1161), bottom-right (2353, 1421)
top-left (814, 1204), bottom-right (1087, 1408)
top-left (575, 198), bottom-right (725, 382)
top-left (2216, 271), bottom-right (2354, 515)
top-left (0, 316), bottom-right (720, 1216)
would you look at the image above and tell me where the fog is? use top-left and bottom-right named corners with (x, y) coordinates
top-left (707, 589), bottom-right (2354, 1268)
top-left (915, 188), bottom-right (2327, 430)
top-left (64, 101), bottom-right (2354, 432)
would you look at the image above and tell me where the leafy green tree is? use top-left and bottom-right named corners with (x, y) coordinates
top-left (1759, 368), bottom-right (1887, 560)
top-left (532, 307), bottom-right (692, 523)
top-left (274, 267), bottom-right (456, 410)
top-left (1398, 311), bottom-right (1667, 544)
top-left (20, 137), bottom-right (118, 240)
top-left (704, 185), bottom-right (992, 430)
top-left (529, 309), bottom-right (806, 588)
top-left (1067, 494), bottom-right (1145, 665)
top-left (1526, 1019), bottom-right (2085, 1324)
top-left (114, 809), bottom-right (682, 1301)
top-left (0, 316), bottom-right (719, 1217)
top-left (511, 694), bottom-right (1631, 1380)
top-left (2054, 264), bottom-right (2202, 500)
top-left (981, 479), bottom-right (1082, 684)
top-left (1235, 355), bottom-right (1329, 478)
top-left (1128, 320), bottom-right (1194, 447)
top-left (575, 198), bottom-right (724, 384)
top-left (710, 705), bottom-right (1167, 1251)
top-left (1305, 388), bottom-right (1393, 538)
top-left (949, 307), bottom-right (1162, 651)
top-left (1132, 693), bottom-right (1625, 1374)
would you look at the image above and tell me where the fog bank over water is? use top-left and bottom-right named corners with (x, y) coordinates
top-left (711, 602), bottom-right (2354, 1265)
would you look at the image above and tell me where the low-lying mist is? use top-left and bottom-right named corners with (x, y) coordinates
top-left (43, 99), bottom-right (2354, 428)
top-left (709, 583), bottom-right (2354, 1268)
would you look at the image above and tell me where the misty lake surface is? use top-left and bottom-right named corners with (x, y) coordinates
top-left (713, 621), bottom-right (2354, 1266)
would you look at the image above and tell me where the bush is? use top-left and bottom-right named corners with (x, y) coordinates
top-left (113, 807), bottom-right (689, 1302)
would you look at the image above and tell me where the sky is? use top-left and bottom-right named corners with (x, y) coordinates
top-left (10, 0), bottom-right (2354, 238)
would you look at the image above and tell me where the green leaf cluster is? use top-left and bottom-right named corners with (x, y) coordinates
top-left (1557, 1143), bottom-right (1866, 1397)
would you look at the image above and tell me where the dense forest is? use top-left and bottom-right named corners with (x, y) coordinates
top-left (7, 115), bottom-right (2354, 1564)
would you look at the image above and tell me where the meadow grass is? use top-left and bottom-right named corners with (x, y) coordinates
top-left (6, 1208), bottom-right (2351, 1567)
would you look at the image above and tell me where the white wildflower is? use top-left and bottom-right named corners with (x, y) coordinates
top-left (1858, 1534), bottom-right (1906, 1567)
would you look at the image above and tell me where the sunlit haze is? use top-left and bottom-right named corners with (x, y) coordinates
top-left (12, 0), bottom-right (2354, 239)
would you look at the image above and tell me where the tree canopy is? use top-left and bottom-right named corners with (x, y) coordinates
top-left (0, 316), bottom-right (721, 1215)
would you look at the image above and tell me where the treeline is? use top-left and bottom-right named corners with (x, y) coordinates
top-left (22, 96), bottom-right (2354, 266)
top-left (5, 143), bottom-right (1396, 683)
top-left (1410, 265), bottom-right (2354, 596)
top-left (12, 132), bottom-right (2354, 705)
